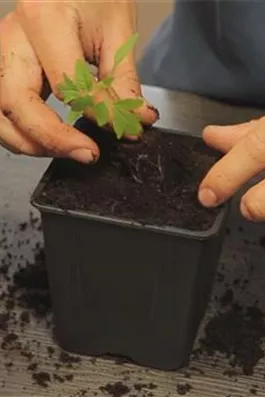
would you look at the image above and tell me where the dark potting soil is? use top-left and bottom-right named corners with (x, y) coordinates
top-left (59, 351), bottom-right (81, 367)
top-left (176, 383), bottom-right (193, 395)
top-left (99, 381), bottom-right (130, 397)
top-left (0, 218), bottom-right (84, 390)
top-left (199, 303), bottom-right (265, 375)
top-left (134, 383), bottom-right (157, 392)
top-left (38, 123), bottom-right (222, 231)
top-left (32, 371), bottom-right (51, 388)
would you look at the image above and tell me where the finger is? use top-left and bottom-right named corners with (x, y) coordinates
top-left (203, 120), bottom-right (258, 153)
top-left (94, 7), bottom-right (159, 129)
top-left (198, 118), bottom-right (265, 207)
top-left (17, 1), bottom-right (85, 98)
top-left (4, 92), bottom-right (99, 163)
top-left (17, 2), bottom-right (126, 138)
top-left (0, 13), bottom-right (99, 163)
top-left (240, 179), bottom-right (265, 222)
top-left (0, 111), bottom-right (44, 155)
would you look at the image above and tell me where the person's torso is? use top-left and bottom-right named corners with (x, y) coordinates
top-left (139, 1), bottom-right (265, 107)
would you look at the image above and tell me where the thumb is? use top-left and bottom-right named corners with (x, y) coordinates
top-left (203, 120), bottom-right (259, 153)
top-left (99, 30), bottom-right (159, 128)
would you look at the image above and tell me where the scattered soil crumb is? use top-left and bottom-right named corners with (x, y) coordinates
top-left (59, 351), bottom-right (81, 367)
top-left (223, 369), bottom-right (237, 377)
top-left (99, 382), bottom-right (130, 397)
top-left (134, 383), bottom-right (157, 391)
top-left (1, 332), bottom-right (19, 350)
top-left (47, 346), bottom-right (55, 357)
top-left (32, 371), bottom-right (51, 388)
top-left (20, 310), bottom-right (30, 325)
top-left (65, 374), bottom-right (74, 381)
top-left (27, 363), bottom-right (38, 372)
top-left (199, 303), bottom-right (265, 375)
top-left (5, 361), bottom-right (13, 369)
top-left (53, 373), bottom-right (65, 383)
top-left (0, 312), bottom-right (10, 331)
top-left (176, 383), bottom-right (193, 395)
top-left (220, 289), bottom-right (234, 307)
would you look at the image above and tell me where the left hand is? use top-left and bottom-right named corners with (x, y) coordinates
top-left (198, 117), bottom-right (265, 222)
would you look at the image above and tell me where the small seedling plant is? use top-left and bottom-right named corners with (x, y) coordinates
top-left (57, 33), bottom-right (143, 139)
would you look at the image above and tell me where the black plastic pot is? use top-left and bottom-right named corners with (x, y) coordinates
top-left (31, 120), bottom-right (228, 370)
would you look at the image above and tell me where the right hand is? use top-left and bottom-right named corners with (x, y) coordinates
top-left (0, 0), bottom-right (158, 163)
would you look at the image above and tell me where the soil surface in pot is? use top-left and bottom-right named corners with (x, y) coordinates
top-left (38, 121), bottom-right (222, 231)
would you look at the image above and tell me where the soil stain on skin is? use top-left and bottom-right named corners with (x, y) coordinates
top-left (39, 122), bottom-right (222, 231)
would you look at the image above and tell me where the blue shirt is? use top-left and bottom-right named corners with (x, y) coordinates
top-left (138, 1), bottom-right (265, 107)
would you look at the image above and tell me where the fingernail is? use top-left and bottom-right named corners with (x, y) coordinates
top-left (204, 125), bottom-right (220, 133)
top-left (240, 201), bottom-right (256, 222)
top-left (147, 104), bottom-right (160, 119)
top-left (125, 135), bottom-right (140, 141)
top-left (69, 148), bottom-right (94, 164)
top-left (198, 187), bottom-right (218, 207)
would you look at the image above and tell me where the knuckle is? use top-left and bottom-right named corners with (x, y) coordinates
top-left (18, 141), bottom-right (40, 156)
top-left (0, 100), bottom-right (16, 121)
top-left (1, 106), bottom-right (13, 120)
top-left (245, 127), bottom-right (265, 165)
top-left (40, 132), bottom-right (59, 153)
top-left (242, 196), bottom-right (265, 221)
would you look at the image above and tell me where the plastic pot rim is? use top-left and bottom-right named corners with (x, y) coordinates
top-left (31, 160), bottom-right (229, 241)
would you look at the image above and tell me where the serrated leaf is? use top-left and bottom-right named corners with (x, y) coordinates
top-left (60, 90), bottom-right (80, 104)
top-left (67, 109), bottom-right (81, 124)
top-left (115, 98), bottom-right (143, 111)
top-left (94, 102), bottom-right (109, 126)
top-left (70, 96), bottom-right (94, 112)
top-left (75, 59), bottom-right (94, 91)
top-left (112, 105), bottom-right (142, 139)
top-left (61, 74), bottom-right (78, 91)
top-left (120, 109), bottom-right (142, 136)
top-left (96, 76), bottom-right (114, 90)
top-left (113, 33), bottom-right (139, 70)
top-left (57, 74), bottom-right (79, 103)
top-left (113, 107), bottom-right (127, 139)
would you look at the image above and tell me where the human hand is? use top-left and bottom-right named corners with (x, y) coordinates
top-left (198, 117), bottom-right (265, 221)
top-left (0, 0), bottom-right (158, 162)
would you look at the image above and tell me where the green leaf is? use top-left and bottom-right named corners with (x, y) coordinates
top-left (70, 96), bottom-right (94, 112)
top-left (115, 98), bottom-right (143, 111)
top-left (120, 109), bottom-right (142, 136)
top-left (96, 76), bottom-right (114, 90)
top-left (113, 107), bottom-right (127, 139)
top-left (113, 105), bottom-right (142, 139)
top-left (113, 33), bottom-right (139, 69)
top-left (75, 59), bottom-right (94, 91)
top-left (67, 109), bottom-right (81, 124)
top-left (59, 90), bottom-right (80, 104)
top-left (62, 74), bottom-right (78, 90)
top-left (94, 102), bottom-right (109, 126)
top-left (60, 90), bottom-right (80, 104)
top-left (57, 74), bottom-right (79, 103)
